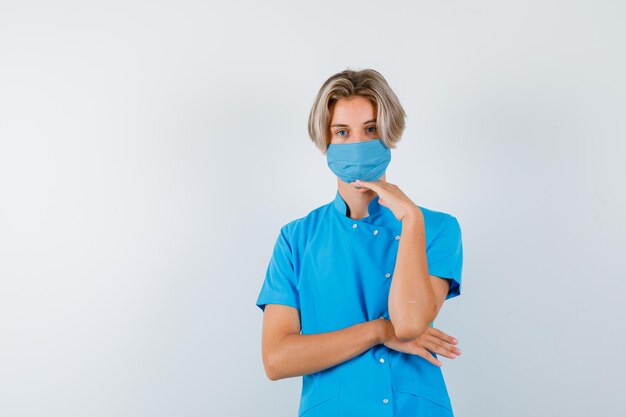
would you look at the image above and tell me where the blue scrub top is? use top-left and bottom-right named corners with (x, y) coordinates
top-left (256, 189), bottom-right (463, 417)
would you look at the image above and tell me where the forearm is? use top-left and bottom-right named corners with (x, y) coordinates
top-left (267, 320), bottom-right (382, 380)
top-left (388, 210), bottom-right (436, 340)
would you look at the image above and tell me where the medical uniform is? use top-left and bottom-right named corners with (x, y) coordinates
top-left (256, 189), bottom-right (463, 417)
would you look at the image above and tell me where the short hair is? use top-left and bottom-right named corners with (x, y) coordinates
top-left (308, 68), bottom-right (406, 154)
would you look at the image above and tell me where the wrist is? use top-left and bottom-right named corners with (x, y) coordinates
top-left (374, 318), bottom-right (393, 345)
top-left (402, 207), bottom-right (424, 224)
top-left (371, 318), bottom-right (386, 345)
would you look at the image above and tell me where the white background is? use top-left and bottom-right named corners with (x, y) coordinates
top-left (1, 1), bottom-right (625, 416)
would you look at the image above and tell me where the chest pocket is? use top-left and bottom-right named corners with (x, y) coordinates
top-left (298, 379), bottom-right (341, 417)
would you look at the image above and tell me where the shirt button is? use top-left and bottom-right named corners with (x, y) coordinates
top-left (373, 229), bottom-right (379, 235)
top-left (379, 358), bottom-right (385, 364)
top-left (395, 235), bottom-right (401, 240)
top-left (353, 223), bottom-right (358, 229)
top-left (385, 272), bottom-right (391, 278)
top-left (383, 398), bottom-right (389, 404)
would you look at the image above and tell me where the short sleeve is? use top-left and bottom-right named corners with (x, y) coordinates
top-left (427, 215), bottom-right (463, 300)
top-left (255, 225), bottom-right (301, 312)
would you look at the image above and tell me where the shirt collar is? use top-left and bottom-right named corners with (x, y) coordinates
top-left (332, 189), bottom-right (382, 218)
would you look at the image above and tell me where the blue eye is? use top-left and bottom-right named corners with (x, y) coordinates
top-left (336, 130), bottom-right (348, 136)
top-left (366, 126), bottom-right (377, 133)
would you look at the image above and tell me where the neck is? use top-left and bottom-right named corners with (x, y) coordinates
top-left (337, 178), bottom-right (382, 220)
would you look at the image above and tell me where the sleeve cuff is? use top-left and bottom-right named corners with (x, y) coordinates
top-left (256, 290), bottom-right (301, 312)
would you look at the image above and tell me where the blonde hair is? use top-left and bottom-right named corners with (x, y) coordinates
top-left (308, 68), bottom-right (406, 154)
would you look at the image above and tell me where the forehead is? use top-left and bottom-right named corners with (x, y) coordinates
top-left (330, 96), bottom-right (376, 123)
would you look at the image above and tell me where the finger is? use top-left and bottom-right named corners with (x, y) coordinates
top-left (423, 335), bottom-right (461, 358)
top-left (429, 327), bottom-right (459, 345)
top-left (428, 330), bottom-right (462, 355)
top-left (423, 341), bottom-right (457, 359)
top-left (353, 179), bottom-right (383, 193)
top-left (414, 347), bottom-right (443, 367)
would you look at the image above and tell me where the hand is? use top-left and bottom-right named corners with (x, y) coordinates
top-left (351, 179), bottom-right (421, 222)
top-left (378, 319), bottom-right (462, 367)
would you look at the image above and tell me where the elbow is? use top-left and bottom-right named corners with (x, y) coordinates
top-left (394, 324), bottom-right (428, 342)
top-left (262, 351), bottom-right (284, 381)
top-left (393, 317), bottom-right (434, 342)
top-left (262, 332), bottom-right (299, 381)
top-left (391, 300), bottom-right (438, 341)
top-left (265, 369), bottom-right (281, 382)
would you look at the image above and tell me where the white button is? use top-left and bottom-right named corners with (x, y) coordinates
top-left (385, 272), bottom-right (391, 278)
top-left (395, 235), bottom-right (400, 240)
top-left (383, 398), bottom-right (389, 404)
top-left (373, 229), bottom-right (379, 235)
top-left (379, 358), bottom-right (385, 363)
top-left (353, 223), bottom-right (358, 229)
top-left (379, 316), bottom-right (384, 319)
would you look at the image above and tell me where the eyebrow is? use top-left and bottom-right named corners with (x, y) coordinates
top-left (330, 118), bottom-right (377, 128)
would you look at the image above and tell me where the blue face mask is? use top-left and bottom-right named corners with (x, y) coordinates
top-left (326, 138), bottom-right (391, 183)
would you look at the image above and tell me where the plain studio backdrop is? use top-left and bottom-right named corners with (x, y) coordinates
top-left (1, 1), bottom-right (625, 416)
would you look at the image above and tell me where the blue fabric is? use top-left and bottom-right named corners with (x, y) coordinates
top-left (326, 138), bottom-right (391, 183)
top-left (256, 189), bottom-right (463, 417)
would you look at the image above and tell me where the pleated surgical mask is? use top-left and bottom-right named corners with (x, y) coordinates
top-left (326, 138), bottom-right (391, 183)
